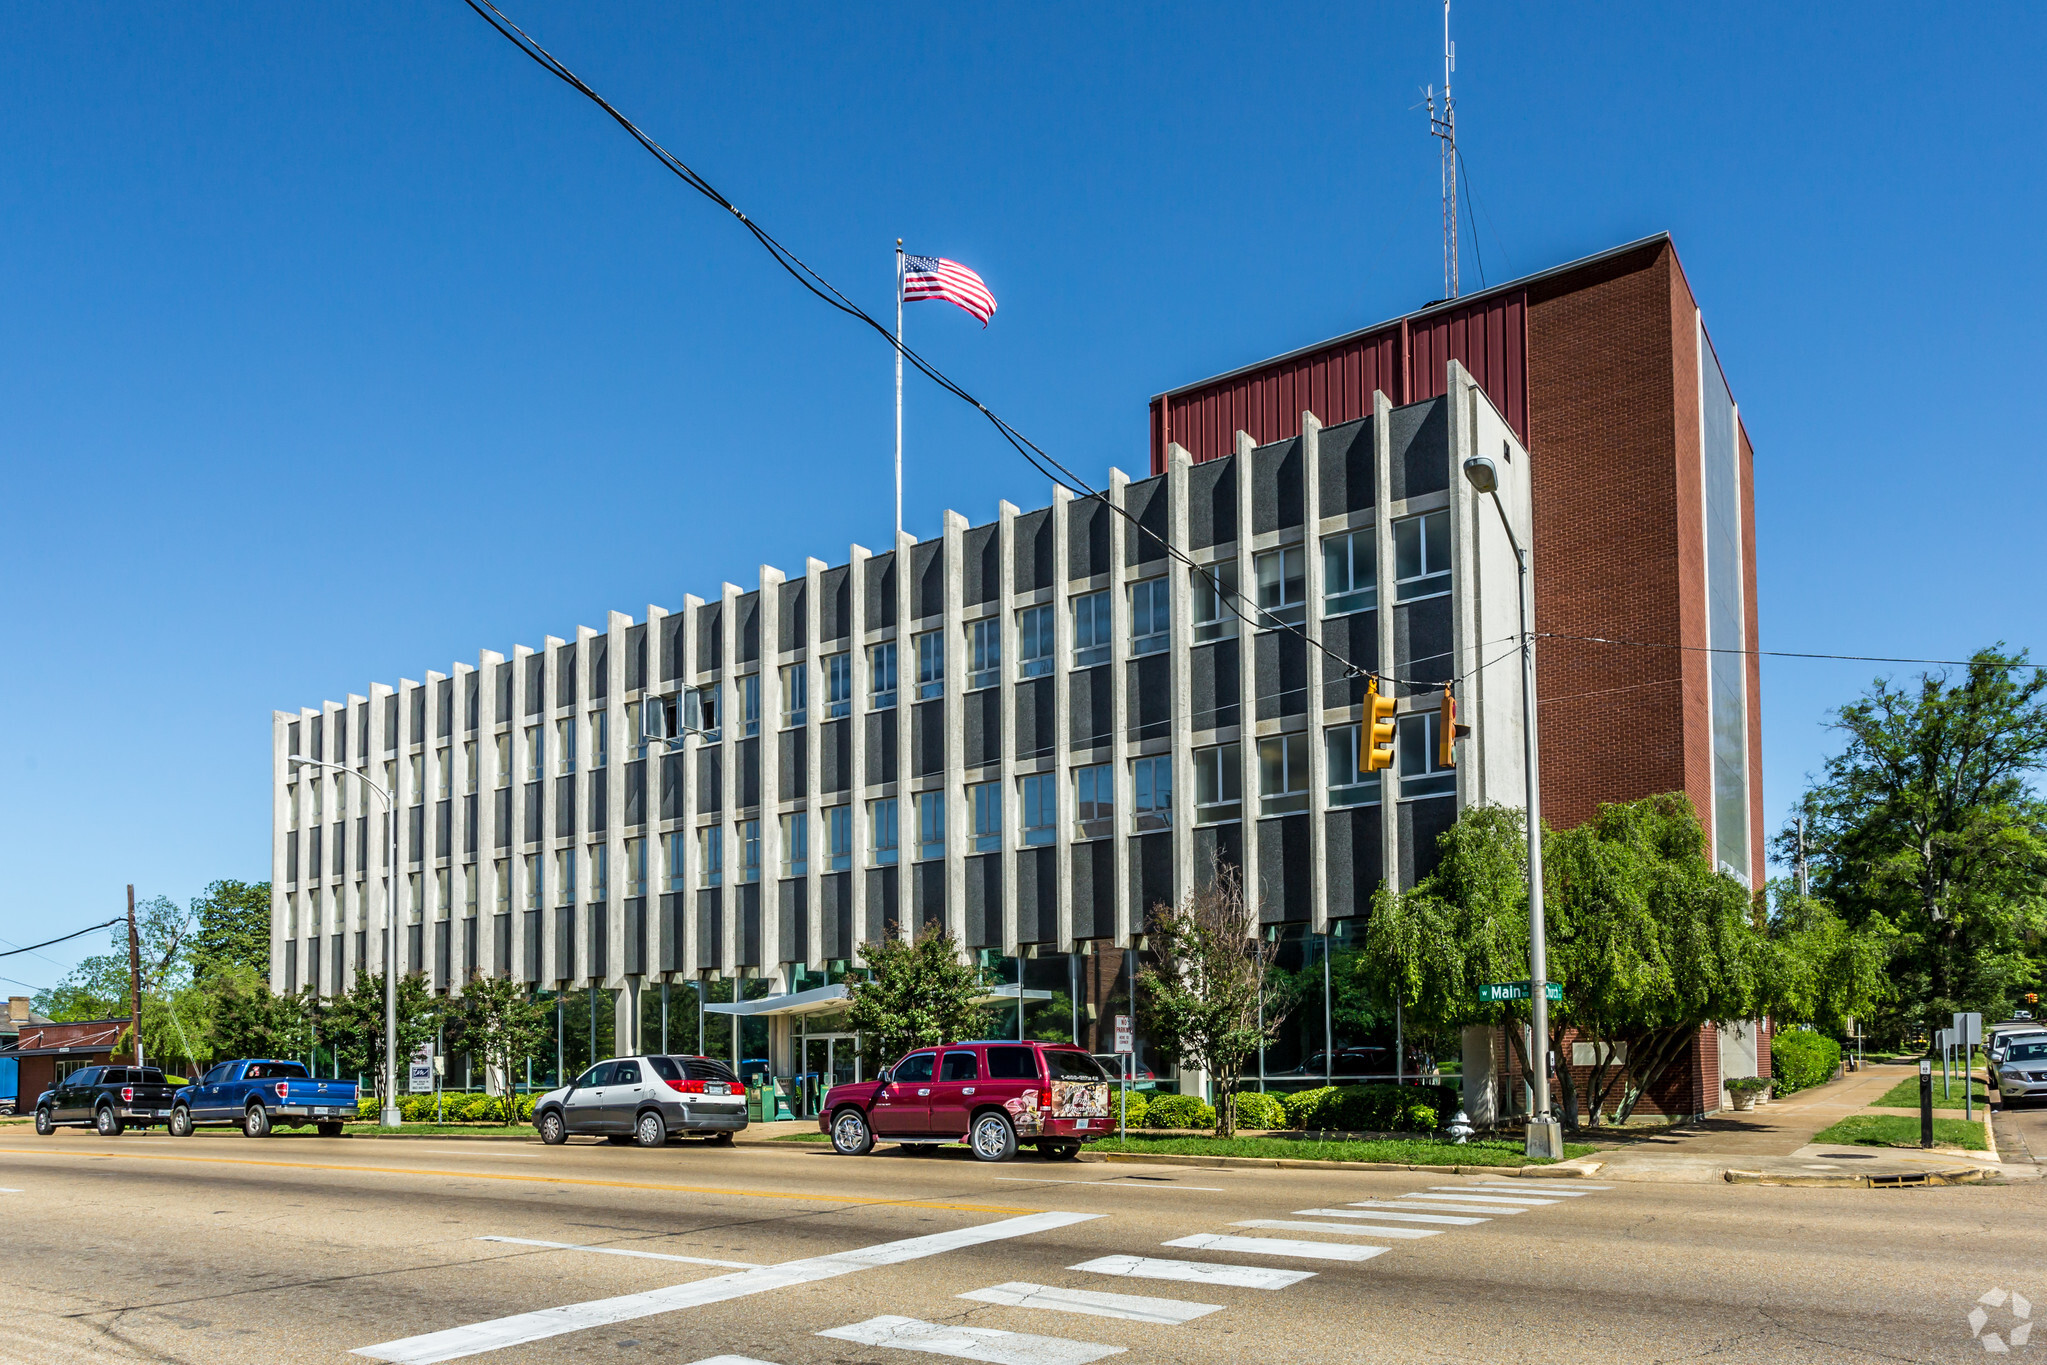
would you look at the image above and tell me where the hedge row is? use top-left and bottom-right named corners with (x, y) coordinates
top-left (353, 1092), bottom-right (535, 1123)
top-left (1278, 1083), bottom-right (1458, 1134)
top-left (1770, 1030), bottom-right (1841, 1095)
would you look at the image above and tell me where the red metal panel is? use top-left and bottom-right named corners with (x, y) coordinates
top-left (1155, 327), bottom-right (1401, 466)
top-left (1406, 291), bottom-right (1528, 440)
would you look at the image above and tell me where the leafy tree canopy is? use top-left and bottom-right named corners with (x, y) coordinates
top-left (190, 880), bottom-right (273, 981)
top-left (843, 924), bottom-right (996, 1067)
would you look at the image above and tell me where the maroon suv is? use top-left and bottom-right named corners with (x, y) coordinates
top-left (820, 1040), bottom-right (1114, 1161)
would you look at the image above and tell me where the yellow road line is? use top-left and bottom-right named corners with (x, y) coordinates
top-left (0, 1146), bottom-right (1033, 1213)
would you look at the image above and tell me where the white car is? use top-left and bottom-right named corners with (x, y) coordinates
top-left (1995, 1038), bottom-right (2047, 1107)
top-left (531, 1055), bottom-right (749, 1147)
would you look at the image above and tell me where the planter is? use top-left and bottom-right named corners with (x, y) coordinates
top-left (1730, 1091), bottom-right (1756, 1112)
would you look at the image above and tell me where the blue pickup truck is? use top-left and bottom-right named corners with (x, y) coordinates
top-left (167, 1059), bottom-right (358, 1138)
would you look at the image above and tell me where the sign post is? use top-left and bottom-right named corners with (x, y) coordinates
top-left (1954, 1012), bottom-right (1983, 1122)
top-left (1919, 1056), bottom-right (1934, 1148)
top-left (1114, 1015), bottom-right (1132, 1138)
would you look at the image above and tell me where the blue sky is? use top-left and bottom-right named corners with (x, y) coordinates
top-left (5, 3), bottom-right (2044, 990)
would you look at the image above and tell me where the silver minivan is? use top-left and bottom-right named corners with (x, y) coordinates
top-left (532, 1055), bottom-right (748, 1147)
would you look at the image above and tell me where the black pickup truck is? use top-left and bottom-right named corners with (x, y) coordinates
top-left (34, 1065), bottom-right (181, 1136)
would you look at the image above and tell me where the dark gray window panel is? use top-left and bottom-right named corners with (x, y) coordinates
top-left (737, 592), bottom-right (760, 665)
top-left (777, 880), bottom-right (807, 964)
top-left (408, 922), bottom-right (424, 974)
top-left (1123, 474), bottom-right (1168, 567)
top-left (495, 788), bottom-right (512, 850)
top-left (554, 776), bottom-right (576, 838)
top-left (496, 663), bottom-right (513, 723)
top-left (864, 867), bottom-right (896, 941)
top-left (1321, 611), bottom-right (1380, 709)
top-left (411, 687), bottom-right (426, 743)
top-left (589, 770), bottom-right (607, 834)
top-left (523, 909), bottom-right (542, 983)
top-left (587, 905), bottom-right (607, 980)
top-left (965, 855), bottom-right (1001, 949)
top-left (309, 826), bottom-right (323, 877)
top-left (382, 812), bottom-right (393, 865)
top-left (1251, 436), bottom-right (1303, 536)
top-left (626, 623), bottom-right (647, 692)
top-left (1323, 806), bottom-right (1384, 918)
top-left (286, 838), bottom-right (298, 883)
top-left (696, 602), bottom-right (723, 673)
top-left (385, 695), bottom-right (400, 750)
top-left (494, 913), bottom-right (512, 980)
top-left (332, 933), bottom-right (346, 994)
top-left (464, 793), bottom-right (478, 856)
top-left (284, 947), bottom-right (296, 994)
top-left (779, 579), bottom-right (806, 652)
top-left (1388, 396), bottom-right (1449, 501)
top-left (554, 905), bottom-right (576, 983)
top-left (355, 929), bottom-right (367, 975)
top-left (821, 720), bottom-right (851, 794)
top-left (524, 783), bottom-right (543, 844)
top-left (525, 655), bottom-right (544, 715)
top-left (463, 917), bottom-right (478, 979)
top-left (1127, 655), bottom-right (1172, 745)
top-left (1067, 496), bottom-right (1109, 580)
top-left (357, 816), bottom-right (368, 873)
top-left (1013, 508), bottom-right (1053, 592)
top-left (966, 689), bottom-right (1001, 769)
top-left (915, 862), bottom-right (945, 932)
top-left (821, 565), bottom-right (850, 642)
top-left (1187, 456), bottom-right (1236, 553)
top-left (659, 893), bottom-right (685, 972)
top-left (1399, 795), bottom-right (1459, 888)
top-left (662, 615), bottom-right (685, 682)
top-left (913, 701), bottom-right (944, 778)
top-left (436, 799), bottom-right (452, 858)
top-left (1130, 830), bottom-right (1174, 930)
top-left (1255, 814), bottom-right (1312, 924)
top-left (337, 709), bottom-right (348, 764)
top-left (310, 715), bottom-right (324, 762)
top-left (558, 643), bottom-right (577, 707)
top-left (332, 822), bottom-right (346, 876)
top-left (737, 737), bottom-right (760, 810)
top-left (964, 524), bottom-right (998, 606)
top-left (660, 754), bottom-right (684, 820)
top-left (625, 761), bottom-right (646, 826)
top-left (1014, 847), bottom-right (1057, 945)
top-left (1191, 822), bottom-right (1244, 895)
top-left (307, 939), bottom-right (319, 994)
top-left (864, 553), bottom-right (896, 629)
top-left (864, 713), bottom-right (897, 784)
top-left (408, 807), bottom-right (424, 864)
top-left (434, 920), bottom-right (451, 988)
top-left (913, 541), bottom-right (943, 620)
top-left (1254, 631), bottom-right (1308, 721)
top-left (698, 749), bottom-right (723, 814)
top-left (695, 891), bottom-right (722, 971)
top-left (777, 731), bottom-right (804, 801)
top-left (436, 678), bottom-right (453, 738)
top-left (1191, 642), bottom-right (1239, 734)
top-left (1317, 416), bottom-right (1375, 515)
top-left (820, 873), bottom-right (853, 960)
top-left (1068, 842), bottom-right (1114, 941)
top-left (1015, 678), bottom-right (1055, 762)
top-left (585, 636), bottom-right (606, 700)
top-left (625, 897), bottom-right (646, 975)
top-left (358, 706), bottom-right (371, 761)
top-left (736, 884), bottom-right (761, 967)
top-left (1068, 667), bottom-right (1113, 753)
top-left (1392, 596), bottom-right (1455, 688)
top-left (465, 672), bottom-right (480, 732)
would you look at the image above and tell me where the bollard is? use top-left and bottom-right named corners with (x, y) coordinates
top-left (1919, 1057), bottom-right (1934, 1148)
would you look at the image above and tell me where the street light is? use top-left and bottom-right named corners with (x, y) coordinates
top-left (289, 754), bottom-right (402, 1128)
top-left (1461, 453), bottom-right (1563, 1160)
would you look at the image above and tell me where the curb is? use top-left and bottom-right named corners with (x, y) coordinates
top-left (1722, 1165), bottom-right (1987, 1188)
top-left (1084, 1150), bottom-right (1595, 1177)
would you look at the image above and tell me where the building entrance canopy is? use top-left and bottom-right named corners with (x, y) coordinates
top-left (702, 982), bottom-right (1055, 1020)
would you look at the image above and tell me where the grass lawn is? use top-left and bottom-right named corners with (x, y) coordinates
top-left (1087, 1135), bottom-right (1596, 1165)
top-left (338, 1122), bottom-right (535, 1136)
top-left (1812, 1114), bottom-right (1987, 1151)
top-left (773, 1132), bottom-right (834, 1143)
top-left (1870, 1075), bottom-right (1988, 1109)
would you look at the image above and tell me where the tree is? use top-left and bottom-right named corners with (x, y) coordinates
top-left (1761, 882), bottom-right (1895, 1037)
top-left (1781, 649), bottom-right (2047, 1040)
top-left (843, 924), bottom-right (996, 1067)
top-left (323, 969), bottom-right (439, 1101)
top-left (37, 895), bottom-right (190, 1025)
top-left (446, 973), bottom-right (551, 1123)
top-left (190, 880), bottom-right (273, 981)
top-left (208, 962), bottom-right (318, 1062)
top-left (1136, 860), bottom-right (1303, 1137)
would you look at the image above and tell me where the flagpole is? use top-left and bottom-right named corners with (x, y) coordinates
top-left (894, 239), bottom-right (904, 545)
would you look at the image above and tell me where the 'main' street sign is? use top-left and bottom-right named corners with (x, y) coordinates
top-left (1478, 980), bottom-right (1563, 1004)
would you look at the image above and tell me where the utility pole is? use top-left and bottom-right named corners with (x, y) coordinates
top-left (1426, 0), bottom-right (1458, 300)
top-left (126, 884), bottom-right (144, 1069)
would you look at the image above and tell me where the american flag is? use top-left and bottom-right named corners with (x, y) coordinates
top-left (901, 254), bottom-right (997, 326)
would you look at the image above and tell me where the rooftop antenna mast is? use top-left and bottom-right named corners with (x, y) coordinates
top-left (1426, 0), bottom-right (1457, 299)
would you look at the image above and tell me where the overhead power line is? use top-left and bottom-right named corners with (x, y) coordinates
top-left (0, 919), bottom-right (123, 959)
top-left (1538, 634), bottom-right (2035, 669)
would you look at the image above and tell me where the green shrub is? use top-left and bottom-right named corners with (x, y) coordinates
top-left (1229, 1090), bottom-right (1287, 1129)
top-left (1111, 1089), bottom-right (1148, 1129)
top-left (1280, 1083), bottom-right (1457, 1133)
top-left (1771, 1030), bottom-right (1841, 1095)
top-left (1144, 1093), bottom-right (1217, 1129)
top-left (357, 1095), bottom-right (381, 1120)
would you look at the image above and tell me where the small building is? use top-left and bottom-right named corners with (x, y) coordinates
top-left (3, 1005), bottom-right (128, 1114)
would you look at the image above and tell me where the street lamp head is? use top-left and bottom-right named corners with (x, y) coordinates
top-left (1462, 454), bottom-right (1499, 494)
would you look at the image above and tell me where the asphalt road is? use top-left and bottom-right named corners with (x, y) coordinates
top-left (3, 1125), bottom-right (2043, 1365)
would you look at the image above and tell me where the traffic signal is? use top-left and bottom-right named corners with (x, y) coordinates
top-left (1362, 678), bottom-right (1398, 772)
top-left (1438, 687), bottom-right (1472, 767)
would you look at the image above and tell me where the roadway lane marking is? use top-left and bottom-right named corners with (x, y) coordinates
top-left (819, 1314), bottom-right (1124, 1365)
top-left (1311, 1208), bottom-right (1488, 1225)
top-left (475, 1237), bottom-right (762, 1269)
top-left (1162, 1234), bottom-right (1386, 1263)
top-left (958, 1282), bottom-right (1224, 1324)
top-left (353, 1211), bottom-right (1102, 1364)
top-left (0, 1148), bottom-right (1030, 1213)
top-left (1417, 1189), bottom-right (1558, 1205)
top-left (1388, 1200), bottom-right (1526, 1214)
top-left (1234, 1220), bottom-right (1441, 1240)
top-left (1070, 1256), bottom-right (1313, 1290)
top-left (993, 1178), bottom-right (1225, 1192)
top-left (0, 1188), bottom-right (19, 1193)
top-left (1459, 1183), bottom-right (1604, 1195)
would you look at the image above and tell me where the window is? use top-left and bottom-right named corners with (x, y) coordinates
top-left (1325, 726), bottom-right (1383, 807)
top-left (1020, 773), bottom-right (1056, 846)
top-left (1074, 763), bottom-right (1113, 839)
top-left (985, 1045), bottom-right (1037, 1080)
top-left (386, 760), bottom-right (398, 804)
top-left (311, 887), bottom-right (324, 932)
top-left (915, 631), bottom-right (944, 700)
top-left (408, 872), bottom-right (421, 918)
top-left (495, 859), bottom-right (510, 913)
top-left (1258, 732), bottom-right (1310, 815)
top-left (870, 798), bottom-right (899, 865)
top-left (496, 734), bottom-right (511, 786)
top-left (436, 747), bottom-right (451, 799)
top-left (825, 654), bottom-right (852, 719)
top-left (1130, 578), bottom-right (1169, 656)
top-left (524, 853), bottom-right (541, 911)
top-left (625, 837), bottom-right (646, 897)
top-left (870, 642), bottom-right (898, 709)
top-left (698, 826), bottom-right (723, 887)
top-left (464, 868), bottom-right (477, 915)
top-left (409, 752), bottom-right (424, 796)
top-left (556, 847), bottom-right (577, 902)
top-left (892, 1052), bottom-right (935, 1084)
top-left (739, 819), bottom-right (760, 883)
top-left (827, 806), bottom-right (852, 871)
top-left (1394, 509), bottom-right (1452, 602)
top-left (781, 664), bottom-right (807, 728)
top-left (464, 741), bottom-right (479, 795)
top-left (686, 685), bottom-right (720, 740)
top-left (1194, 743), bottom-right (1242, 824)
top-left (1017, 605), bottom-right (1053, 678)
top-left (1071, 591), bottom-right (1111, 667)
top-left (741, 675), bottom-right (761, 738)
top-left (556, 717), bottom-right (576, 776)
top-left (1254, 546), bottom-right (1306, 626)
top-left (780, 812), bottom-right (808, 877)
top-left (591, 712), bottom-right (608, 769)
top-left (1399, 711), bottom-right (1458, 798)
top-left (917, 791), bottom-right (945, 861)
top-left (590, 844), bottom-right (608, 901)
top-left (971, 781), bottom-right (1001, 852)
top-left (664, 831), bottom-right (686, 891)
top-left (1131, 755), bottom-right (1172, 831)
top-left (969, 618), bottom-right (1001, 690)
top-left (525, 727), bottom-right (543, 781)
top-left (311, 781), bottom-right (323, 824)
top-left (940, 1050), bottom-right (979, 1082)
top-left (625, 701), bottom-right (644, 759)
top-left (1323, 528), bottom-right (1378, 616)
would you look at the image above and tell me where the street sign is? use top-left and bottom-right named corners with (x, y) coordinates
top-left (408, 1044), bottom-right (434, 1094)
top-left (1114, 1015), bottom-right (1132, 1054)
top-left (1478, 980), bottom-right (1562, 1003)
top-left (1954, 1012), bottom-right (1983, 1046)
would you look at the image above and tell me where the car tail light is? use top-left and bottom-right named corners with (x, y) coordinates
top-left (275, 1081), bottom-right (289, 1101)
top-left (121, 1087), bottom-right (133, 1104)
top-left (665, 1078), bottom-right (707, 1093)
top-left (734, 1084), bottom-right (747, 1099)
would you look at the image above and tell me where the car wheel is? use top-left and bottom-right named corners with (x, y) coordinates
top-left (34, 1107), bottom-right (54, 1137)
top-left (538, 1109), bottom-right (567, 1145)
top-left (244, 1105), bottom-right (272, 1139)
top-left (317, 1122), bottom-right (345, 1138)
top-left (831, 1108), bottom-right (874, 1156)
top-left (168, 1106), bottom-right (193, 1138)
top-left (970, 1111), bottom-right (1018, 1163)
top-left (1041, 1140), bottom-right (1082, 1161)
top-left (95, 1106), bottom-right (125, 1138)
top-left (634, 1112), bottom-right (666, 1148)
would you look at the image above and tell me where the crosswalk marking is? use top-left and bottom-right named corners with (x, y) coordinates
top-left (819, 1314), bottom-right (1124, 1365)
top-left (1466, 1183), bottom-right (1610, 1193)
top-left (1415, 1191), bottom-right (1558, 1206)
top-left (1071, 1255), bottom-right (1314, 1290)
top-left (1162, 1234), bottom-right (1387, 1263)
top-left (959, 1282), bottom-right (1224, 1324)
top-left (1389, 1199), bottom-right (1527, 1214)
top-left (476, 1236), bottom-right (762, 1269)
top-left (354, 1211), bottom-right (1103, 1364)
top-left (1315, 1207), bottom-right (1489, 1225)
top-left (1233, 1219), bottom-right (1441, 1240)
